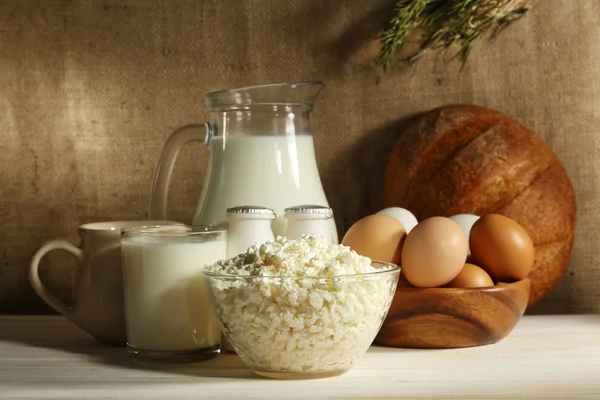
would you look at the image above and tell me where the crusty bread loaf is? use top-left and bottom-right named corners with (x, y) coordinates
top-left (385, 105), bottom-right (577, 307)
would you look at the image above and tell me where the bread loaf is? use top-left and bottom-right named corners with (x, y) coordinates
top-left (385, 105), bottom-right (577, 307)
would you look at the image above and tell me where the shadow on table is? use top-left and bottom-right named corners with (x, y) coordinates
top-left (0, 326), bottom-right (257, 379)
top-left (0, 322), bottom-right (426, 381)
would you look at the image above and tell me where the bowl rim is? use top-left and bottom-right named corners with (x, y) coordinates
top-left (395, 277), bottom-right (531, 293)
top-left (202, 260), bottom-right (401, 280)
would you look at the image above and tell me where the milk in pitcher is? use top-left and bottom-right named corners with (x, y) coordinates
top-left (193, 134), bottom-right (334, 238)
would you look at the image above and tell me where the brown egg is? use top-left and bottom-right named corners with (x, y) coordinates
top-left (401, 217), bottom-right (468, 288)
top-left (341, 214), bottom-right (406, 264)
top-left (446, 263), bottom-right (494, 288)
top-left (470, 214), bottom-right (535, 282)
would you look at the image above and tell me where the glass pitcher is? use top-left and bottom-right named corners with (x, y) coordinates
top-left (149, 81), bottom-right (338, 242)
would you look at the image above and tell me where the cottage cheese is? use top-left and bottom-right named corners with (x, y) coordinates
top-left (205, 235), bottom-right (398, 374)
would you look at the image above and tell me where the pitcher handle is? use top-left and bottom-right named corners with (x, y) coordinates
top-left (29, 241), bottom-right (84, 318)
top-left (149, 123), bottom-right (211, 220)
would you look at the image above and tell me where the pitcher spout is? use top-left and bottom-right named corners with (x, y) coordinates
top-left (204, 80), bottom-right (324, 111)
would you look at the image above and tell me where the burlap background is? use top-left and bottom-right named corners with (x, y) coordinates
top-left (1, 0), bottom-right (598, 314)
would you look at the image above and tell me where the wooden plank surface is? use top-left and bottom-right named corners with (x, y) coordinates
top-left (1, 315), bottom-right (599, 399)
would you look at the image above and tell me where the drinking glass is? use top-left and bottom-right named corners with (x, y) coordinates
top-left (121, 225), bottom-right (226, 363)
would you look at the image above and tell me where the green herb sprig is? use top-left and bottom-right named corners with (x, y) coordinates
top-left (375, 0), bottom-right (533, 70)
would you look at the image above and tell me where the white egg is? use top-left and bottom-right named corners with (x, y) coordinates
top-left (376, 207), bottom-right (418, 233)
top-left (449, 214), bottom-right (480, 254)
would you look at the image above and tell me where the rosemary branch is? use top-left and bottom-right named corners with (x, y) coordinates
top-left (375, 0), bottom-right (533, 70)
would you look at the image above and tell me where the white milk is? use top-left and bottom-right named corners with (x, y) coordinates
top-left (193, 134), bottom-right (337, 241)
top-left (122, 237), bottom-right (226, 351)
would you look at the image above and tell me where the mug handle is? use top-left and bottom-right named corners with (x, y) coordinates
top-left (149, 123), bottom-right (211, 220)
top-left (29, 241), bottom-right (84, 318)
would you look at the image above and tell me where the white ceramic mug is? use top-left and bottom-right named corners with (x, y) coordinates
top-left (29, 220), bottom-right (183, 345)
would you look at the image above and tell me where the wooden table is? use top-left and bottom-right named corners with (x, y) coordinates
top-left (1, 315), bottom-right (599, 399)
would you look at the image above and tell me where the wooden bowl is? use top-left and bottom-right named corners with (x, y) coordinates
top-left (374, 278), bottom-right (530, 349)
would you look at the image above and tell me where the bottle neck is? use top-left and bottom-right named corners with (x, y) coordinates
top-left (228, 217), bottom-right (274, 229)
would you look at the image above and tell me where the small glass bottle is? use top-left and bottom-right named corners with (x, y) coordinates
top-left (283, 205), bottom-right (337, 244)
top-left (225, 206), bottom-right (276, 258)
top-left (222, 206), bottom-right (276, 353)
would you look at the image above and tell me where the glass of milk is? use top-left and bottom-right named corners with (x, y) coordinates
top-left (121, 225), bottom-right (226, 363)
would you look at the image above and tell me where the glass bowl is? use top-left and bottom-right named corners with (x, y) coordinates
top-left (202, 261), bottom-right (400, 379)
